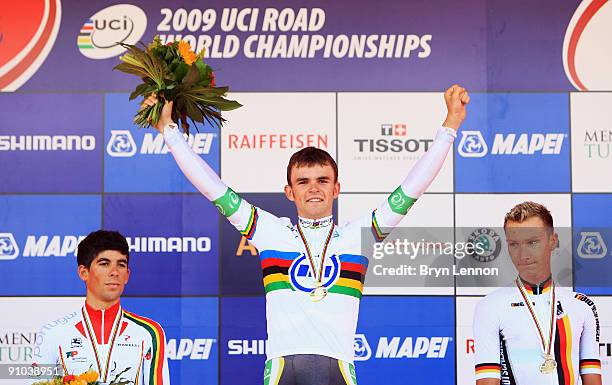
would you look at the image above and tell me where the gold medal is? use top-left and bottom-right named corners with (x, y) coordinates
top-left (540, 355), bottom-right (557, 374)
top-left (297, 221), bottom-right (335, 302)
top-left (310, 285), bottom-right (328, 302)
top-left (516, 278), bottom-right (558, 376)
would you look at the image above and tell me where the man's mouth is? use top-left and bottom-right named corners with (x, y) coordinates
top-left (307, 197), bottom-right (323, 202)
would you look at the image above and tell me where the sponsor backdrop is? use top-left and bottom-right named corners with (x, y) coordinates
top-left (1, 1), bottom-right (611, 385)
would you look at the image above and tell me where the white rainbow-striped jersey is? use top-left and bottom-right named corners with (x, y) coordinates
top-left (33, 302), bottom-right (170, 385)
top-left (473, 279), bottom-right (601, 385)
top-left (163, 124), bottom-right (456, 364)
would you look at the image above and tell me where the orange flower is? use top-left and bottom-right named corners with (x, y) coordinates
top-left (178, 40), bottom-right (197, 65)
top-left (78, 370), bottom-right (98, 383)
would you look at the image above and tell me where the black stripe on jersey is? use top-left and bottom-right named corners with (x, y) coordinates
top-left (262, 266), bottom-right (289, 277)
top-left (554, 324), bottom-right (566, 385)
top-left (500, 334), bottom-right (517, 385)
top-left (339, 269), bottom-right (364, 283)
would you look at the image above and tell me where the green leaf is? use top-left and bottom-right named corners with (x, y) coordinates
top-left (129, 83), bottom-right (155, 100)
top-left (194, 60), bottom-right (208, 83)
top-left (172, 62), bottom-right (189, 83)
top-left (182, 65), bottom-right (200, 86)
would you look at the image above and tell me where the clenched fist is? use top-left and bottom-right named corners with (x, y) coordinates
top-left (442, 84), bottom-right (470, 131)
top-left (141, 93), bottom-right (175, 134)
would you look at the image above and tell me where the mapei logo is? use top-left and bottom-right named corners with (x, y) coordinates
top-left (353, 334), bottom-right (372, 361)
top-left (0, 233), bottom-right (19, 260)
top-left (458, 130), bottom-right (566, 157)
top-left (353, 335), bottom-right (451, 360)
top-left (288, 254), bottom-right (340, 293)
top-left (0, 234), bottom-right (85, 258)
top-left (577, 232), bottom-right (608, 259)
top-left (78, 4), bottom-right (147, 60)
top-left (563, 0), bottom-right (612, 91)
top-left (107, 130), bottom-right (214, 157)
top-left (0, 1), bottom-right (61, 91)
top-left (166, 338), bottom-right (215, 360)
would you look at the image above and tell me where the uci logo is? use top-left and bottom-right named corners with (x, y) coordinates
top-left (353, 334), bottom-right (372, 361)
top-left (0, 233), bottom-right (19, 260)
top-left (288, 254), bottom-right (340, 293)
top-left (107, 130), bottom-right (137, 157)
top-left (577, 232), bottom-right (608, 259)
top-left (78, 4), bottom-right (147, 60)
top-left (458, 131), bottom-right (488, 157)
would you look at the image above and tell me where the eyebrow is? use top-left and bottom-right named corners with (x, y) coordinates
top-left (296, 176), bottom-right (331, 182)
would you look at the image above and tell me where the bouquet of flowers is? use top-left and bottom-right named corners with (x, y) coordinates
top-left (32, 368), bottom-right (132, 385)
top-left (114, 36), bottom-right (241, 133)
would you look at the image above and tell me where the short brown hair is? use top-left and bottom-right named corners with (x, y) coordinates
top-left (286, 147), bottom-right (338, 185)
top-left (503, 201), bottom-right (554, 231)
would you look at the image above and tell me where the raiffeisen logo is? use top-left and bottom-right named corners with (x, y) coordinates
top-left (563, 0), bottom-right (612, 91)
top-left (107, 130), bottom-right (214, 157)
top-left (458, 131), bottom-right (566, 157)
top-left (78, 4), bottom-right (147, 60)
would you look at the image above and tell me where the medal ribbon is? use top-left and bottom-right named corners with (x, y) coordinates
top-left (81, 306), bottom-right (123, 382)
top-left (515, 278), bottom-right (557, 357)
top-left (296, 222), bottom-right (335, 286)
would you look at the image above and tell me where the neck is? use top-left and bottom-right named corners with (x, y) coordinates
top-left (85, 296), bottom-right (120, 311)
top-left (519, 271), bottom-right (552, 287)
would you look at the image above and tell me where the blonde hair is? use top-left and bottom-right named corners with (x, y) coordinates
top-left (503, 201), bottom-right (553, 231)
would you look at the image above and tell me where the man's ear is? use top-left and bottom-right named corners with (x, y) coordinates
top-left (284, 184), bottom-right (295, 202)
top-left (333, 181), bottom-right (340, 199)
top-left (77, 265), bottom-right (89, 283)
top-left (550, 231), bottom-right (559, 250)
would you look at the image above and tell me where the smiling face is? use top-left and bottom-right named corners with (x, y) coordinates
top-left (504, 216), bottom-right (558, 284)
top-left (284, 163), bottom-right (340, 220)
top-left (78, 250), bottom-right (130, 309)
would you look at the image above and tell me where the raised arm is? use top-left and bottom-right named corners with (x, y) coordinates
top-left (371, 85), bottom-right (469, 233)
top-left (143, 95), bottom-right (254, 233)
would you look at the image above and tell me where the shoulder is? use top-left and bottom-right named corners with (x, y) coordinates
top-left (38, 309), bottom-right (82, 339)
top-left (568, 291), bottom-right (599, 314)
top-left (476, 287), bottom-right (516, 313)
top-left (123, 310), bottom-right (167, 338)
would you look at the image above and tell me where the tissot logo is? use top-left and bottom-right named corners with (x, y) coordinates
top-left (577, 232), bottom-right (608, 259)
top-left (354, 124), bottom-right (433, 156)
top-left (458, 131), bottom-right (566, 157)
top-left (107, 130), bottom-right (214, 157)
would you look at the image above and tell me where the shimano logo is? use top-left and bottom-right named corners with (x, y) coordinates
top-left (0, 233), bottom-right (19, 260)
top-left (0, 135), bottom-right (96, 151)
top-left (577, 232), bottom-right (608, 259)
top-left (458, 131), bottom-right (566, 157)
top-left (107, 130), bottom-right (214, 157)
top-left (227, 339), bottom-right (267, 355)
top-left (126, 237), bottom-right (211, 253)
top-left (167, 338), bottom-right (215, 360)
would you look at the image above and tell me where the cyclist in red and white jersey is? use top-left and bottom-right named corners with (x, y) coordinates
top-left (32, 230), bottom-right (170, 385)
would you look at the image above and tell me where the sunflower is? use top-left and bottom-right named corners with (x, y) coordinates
top-left (178, 40), bottom-right (197, 65)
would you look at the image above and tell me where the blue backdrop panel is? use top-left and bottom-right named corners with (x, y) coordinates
top-left (121, 297), bottom-right (218, 385)
top-left (454, 93), bottom-right (570, 192)
top-left (0, 195), bottom-right (101, 295)
top-left (104, 194), bottom-right (219, 295)
top-left (0, 93), bottom-right (102, 193)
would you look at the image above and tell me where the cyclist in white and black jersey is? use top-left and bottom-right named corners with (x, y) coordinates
top-left (474, 202), bottom-right (602, 385)
top-left (144, 85), bottom-right (470, 385)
